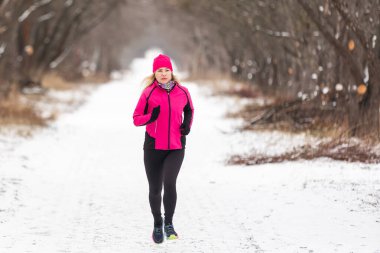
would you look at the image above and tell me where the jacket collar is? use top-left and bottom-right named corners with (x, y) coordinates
top-left (154, 80), bottom-right (177, 92)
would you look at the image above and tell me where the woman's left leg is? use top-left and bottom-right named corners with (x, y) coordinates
top-left (162, 149), bottom-right (185, 224)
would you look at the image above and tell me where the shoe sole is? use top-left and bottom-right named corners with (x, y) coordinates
top-left (152, 234), bottom-right (163, 244)
top-left (167, 234), bottom-right (178, 240)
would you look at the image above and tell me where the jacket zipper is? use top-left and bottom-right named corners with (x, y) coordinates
top-left (167, 91), bottom-right (171, 149)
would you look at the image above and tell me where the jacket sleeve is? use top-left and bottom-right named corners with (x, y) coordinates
top-left (183, 88), bottom-right (194, 131)
top-left (133, 91), bottom-right (153, 126)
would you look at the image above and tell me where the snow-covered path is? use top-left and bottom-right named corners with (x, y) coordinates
top-left (1, 54), bottom-right (380, 253)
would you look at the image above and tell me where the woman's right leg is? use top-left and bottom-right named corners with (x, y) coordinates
top-left (144, 149), bottom-right (166, 225)
top-left (162, 149), bottom-right (185, 225)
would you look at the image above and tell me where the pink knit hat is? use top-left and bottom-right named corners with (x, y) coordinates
top-left (153, 54), bottom-right (173, 73)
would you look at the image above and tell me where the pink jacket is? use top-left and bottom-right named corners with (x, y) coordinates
top-left (133, 81), bottom-right (194, 150)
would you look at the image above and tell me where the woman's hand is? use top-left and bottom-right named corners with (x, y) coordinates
top-left (180, 123), bottom-right (190, 135)
top-left (151, 106), bottom-right (160, 121)
top-left (147, 105), bottom-right (160, 124)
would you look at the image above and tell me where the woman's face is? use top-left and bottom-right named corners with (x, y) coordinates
top-left (155, 67), bottom-right (172, 84)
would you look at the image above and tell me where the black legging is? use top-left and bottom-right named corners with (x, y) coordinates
top-left (144, 149), bottom-right (185, 226)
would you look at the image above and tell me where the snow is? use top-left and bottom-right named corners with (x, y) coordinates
top-left (372, 35), bottom-right (377, 49)
top-left (1, 51), bottom-right (380, 253)
top-left (37, 12), bottom-right (54, 23)
top-left (0, 42), bottom-right (6, 57)
top-left (364, 65), bottom-right (369, 83)
top-left (64, 0), bottom-right (73, 7)
top-left (18, 0), bottom-right (52, 23)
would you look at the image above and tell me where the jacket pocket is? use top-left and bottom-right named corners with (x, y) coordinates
top-left (144, 131), bottom-right (156, 149)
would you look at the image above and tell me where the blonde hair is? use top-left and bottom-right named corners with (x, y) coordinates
top-left (142, 73), bottom-right (180, 89)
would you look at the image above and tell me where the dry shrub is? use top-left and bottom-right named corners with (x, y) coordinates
top-left (42, 72), bottom-right (108, 91)
top-left (225, 94), bottom-right (380, 165)
top-left (1, 73), bottom-right (97, 134)
top-left (42, 73), bottom-right (76, 90)
top-left (230, 97), bottom-right (348, 138)
top-left (227, 138), bottom-right (380, 165)
top-left (81, 73), bottom-right (110, 84)
top-left (0, 86), bottom-right (46, 126)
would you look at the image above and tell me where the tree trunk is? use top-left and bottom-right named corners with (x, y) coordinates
top-left (350, 60), bottom-right (380, 139)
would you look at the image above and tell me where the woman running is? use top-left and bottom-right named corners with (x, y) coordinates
top-left (133, 54), bottom-right (194, 243)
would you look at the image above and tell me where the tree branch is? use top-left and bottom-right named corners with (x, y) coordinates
top-left (296, 0), bottom-right (364, 84)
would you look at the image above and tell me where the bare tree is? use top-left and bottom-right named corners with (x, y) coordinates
top-left (159, 0), bottom-right (380, 139)
top-left (2, 0), bottom-right (380, 141)
top-left (0, 0), bottom-right (125, 93)
top-left (297, 0), bottom-right (380, 138)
